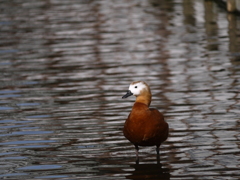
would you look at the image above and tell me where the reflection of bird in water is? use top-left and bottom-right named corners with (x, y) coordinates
top-left (122, 81), bottom-right (169, 162)
top-left (125, 163), bottom-right (170, 180)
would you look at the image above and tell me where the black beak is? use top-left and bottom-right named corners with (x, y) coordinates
top-left (122, 90), bottom-right (133, 99)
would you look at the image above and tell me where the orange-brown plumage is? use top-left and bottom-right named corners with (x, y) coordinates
top-left (122, 81), bottom-right (168, 158)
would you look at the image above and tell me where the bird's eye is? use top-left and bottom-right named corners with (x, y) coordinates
top-left (135, 86), bottom-right (137, 88)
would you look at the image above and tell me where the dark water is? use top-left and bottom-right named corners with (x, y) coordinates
top-left (0, 0), bottom-right (240, 179)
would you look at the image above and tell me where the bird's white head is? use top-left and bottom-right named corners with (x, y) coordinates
top-left (122, 81), bottom-right (150, 98)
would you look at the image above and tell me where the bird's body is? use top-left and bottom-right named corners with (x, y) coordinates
top-left (122, 81), bottom-right (168, 159)
top-left (124, 102), bottom-right (168, 147)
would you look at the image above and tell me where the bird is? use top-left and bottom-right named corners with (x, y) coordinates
top-left (122, 81), bottom-right (168, 161)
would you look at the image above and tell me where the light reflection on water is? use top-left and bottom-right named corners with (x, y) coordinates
top-left (0, 0), bottom-right (240, 179)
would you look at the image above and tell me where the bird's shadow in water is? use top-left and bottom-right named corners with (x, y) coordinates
top-left (125, 154), bottom-right (170, 180)
top-left (95, 154), bottom-right (170, 179)
top-left (125, 161), bottom-right (170, 180)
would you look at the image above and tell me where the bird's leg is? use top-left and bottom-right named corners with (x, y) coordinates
top-left (156, 145), bottom-right (160, 155)
top-left (135, 145), bottom-right (139, 164)
top-left (135, 145), bottom-right (139, 157)
top-left (156, 145), bottom-right (160, 164)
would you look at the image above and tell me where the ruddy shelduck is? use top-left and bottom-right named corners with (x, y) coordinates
top-left (122, 81), bottom-right (168, 160)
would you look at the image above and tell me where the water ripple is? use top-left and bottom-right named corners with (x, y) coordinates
top-left (0, 0), bottom-right (240, 179)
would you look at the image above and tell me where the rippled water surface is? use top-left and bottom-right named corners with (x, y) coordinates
top-left (0, 0), bottom-right (240, 179)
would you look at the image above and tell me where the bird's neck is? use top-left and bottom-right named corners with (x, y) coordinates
top-left (135, 91), bottom-right (152, 107)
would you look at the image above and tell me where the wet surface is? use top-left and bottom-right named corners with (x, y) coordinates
top-left (0, 0), bottom-right (240, 179)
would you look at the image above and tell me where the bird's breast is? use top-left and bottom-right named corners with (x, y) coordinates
top-left (123, 104), bottom-right (167, 146)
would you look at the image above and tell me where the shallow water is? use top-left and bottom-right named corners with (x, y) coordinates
top-left (0, 0), bottom-right (240, 179)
